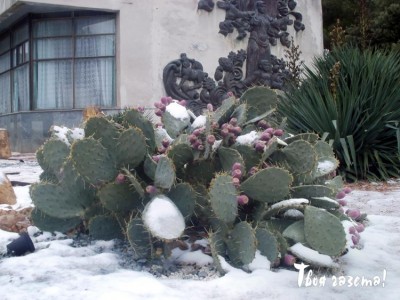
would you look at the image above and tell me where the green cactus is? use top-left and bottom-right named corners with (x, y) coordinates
top-left (31, 86), bottom-right (363, 271)
top-left (240, 167), bottom-right (293, 203)
top-left (208, 174), bottom-right (238, 224)
top-left (226, 221), bottom-right (257, 266)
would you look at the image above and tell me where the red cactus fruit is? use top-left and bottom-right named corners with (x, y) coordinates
top-left (257, 120), bottom-right (270, 129)
top-left (161, 138), bottom-right (170, 148)
top-left (248, 166), bottom-right (258, 176)
top-left (338, 199), bottom-right (347, 206)
top-left (189, 134), bottom-right (198, 144)
top-left (221, 128), bottom-right (229, 137)
top-left (336, 191), bottom-right (346, 199)
top-left (155, 109), bottom-right (163, 117)
top-left (160, 96), bottom-right (169, 105)
top-left (273, 129), bottom-right (284, 136)
top-left (232, 126), bottom-right (242, 135)
top-left (351, 234), bottom-right (360, 245)
top-left (115, 173), bottom-right (125, 184)
top-left (179, 100), bottom-right (187, 107)
top-left (207, 103), bottom-right (214, 112)
top-left (237, 195), bottom-right (249, 205)
top-left (343, 187), bottom-right (352, 194)
top-left (232, 162), bottom-right (242, 171)
top-left (229, 118), bottom-right (238, 126)
top-left (283, 254), bottom-right (296, 266)
top-left (349, 226), bottom-right (357, 234)
top-left (260, 132), bottom-right (272, 141)
top-left (254, 141), bottom-right (265, 152)
top-left (232, 169), bottom-right (242, 179)
top-left (152, 155), bottom-right (160, 163)
top-left (146, 185), bottom-right (157, 194)
top-left (232, 177), bottom-right (240, 187)
top-left (355, 223), bottom-right (365, 233)
top-left (197, 144), bottom-right (205, 151)
top-left (266, 127), bottom-right (274, 134)
top-left (154, 102), bottom-right (163, 109)
top-left (207, 135), bottom-right (216, 145)
top-left (346, 208), bottom-right (361, 220)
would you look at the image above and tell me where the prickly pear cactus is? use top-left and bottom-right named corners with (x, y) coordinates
top-left (31, 86), bottom-right (365, 272)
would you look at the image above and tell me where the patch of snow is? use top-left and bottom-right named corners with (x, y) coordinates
top-left (69, 128), bottom-right (84, 141)
top-left (248, 250), bottom-right (271, 271)
top-left (155, 127), bottom-right (174, 143)
top-left (312, 196), bottom-right (339, 204)
top-left (270, 198), bottom-right (309, 210)
top-left (191, 115), bottom-right (207, 129)
top-left (51, 125), bottom-right (71, 145)
top-left (166, 102), bottom-right (190, 121)
top-left (235, 131), bottom-right (259, 145)
top-left (211, 139), bottom-right (222, 152)
top-left (0, 171), bottom-right (6, 184)
top-left (317, 160), bottom-right (336, 173)
top-left (290, 243), bottom-right (339, 268)
top-left (171, 248), bottom-right (213, 266)
top-left (142, 195), bottom-right (185, 239)
top-left (276, 138), bottom-right (288, 146)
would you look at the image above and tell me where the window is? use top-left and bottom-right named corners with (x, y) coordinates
top-left (0, 12), bottom-right (116, 114)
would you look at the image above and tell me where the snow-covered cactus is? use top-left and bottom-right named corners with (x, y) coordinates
top-left (31, 86), bottom-right (365, 270)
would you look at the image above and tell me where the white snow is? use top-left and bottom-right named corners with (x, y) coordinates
top-left (317, 160), bottom-right (336, 173)
top-left (312, 196), bottom-right (339, 204)
top-left (166, 102), bottom-right (190, 121)
top-left (51, 126), bottom-right (84, 146)
top-left (142, 195), bottom-right (185, 239)
top-left (191, 115), bottom-right (207, 130)
top-left (171, 248), bottom-right (213, 266)
top-left (290, 243), bottom-right (339, 268)
top-left (270, 198), bottom-right (309, 210)
top-left (211, 139), bottom-right (222, 152)
top-left (1, 160), bottom-right (400, 299)
top-left (235, 131), bottom-right (259, 145)
top-left (0, 171), bottom-right (6, 184)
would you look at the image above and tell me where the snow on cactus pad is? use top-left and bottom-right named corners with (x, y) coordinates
top-left (142, 195), bottom-right (185, 239)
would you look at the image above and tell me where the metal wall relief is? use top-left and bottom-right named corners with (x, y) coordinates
top-left (163, 0), bottom-right (305, 115)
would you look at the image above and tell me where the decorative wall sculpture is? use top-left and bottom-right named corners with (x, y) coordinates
top-left (163, 0), bottom-right (305, 115)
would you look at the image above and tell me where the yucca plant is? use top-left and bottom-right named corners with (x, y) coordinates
top-left (278, 46), bottom-right (400, 181)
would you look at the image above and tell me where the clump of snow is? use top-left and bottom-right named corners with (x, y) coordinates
top-left (317, 160), bottom-right (336, 173)
top-left (171, 248), bottom-right (213, 266)
top-left (290, 243), bottom-right (339, 268)
top-left (312, 196), bottom-right (339, 204)
top-left (155, 127), bottom-right (174, 143)
top-left (51, 125), bottom-right (71, 145)
top-left (270, 198), bottom-right (309, 210)
top-left (142, 195), bottom-right (185, 239)
top-left (191, 115), bottom-right (207, 129)
top-left (276, 138), bottom-right (288, 146)
top-left (166, 102), bottom-right (190, 121)
top-left (0, 171), bottom-right (6, 184)
top-left (248, 250), bottom-right (271, 271)
top-left (51, 125), bottom-right (84, 146)
top-left (236, 131), bottom-right (259, 145)
top-left (211, 139), bottom-right (223, 152)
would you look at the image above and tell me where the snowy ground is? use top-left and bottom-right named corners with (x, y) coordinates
top-left (1, 158), bottom-right (400, 300)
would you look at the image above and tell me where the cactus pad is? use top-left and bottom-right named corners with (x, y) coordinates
top-left (154, 156), bottom-right (176, 189)
top-left (88, 215), bottom-right (124, 240)
top-left (31, 208), bottom-right (81, 234)
top-left (98, 182), bottom-right (143, 213)
top-left (304, 206), bottom-right (346, 256)
top-left (226, 221), bottom-right (257, 266)
top-left (240, 168), bottom-right (293, 203)
top-left (71, 138), bottom-right (117, 185)
top-left (126, 217), bottom-right (152, 259)
top-left (41, 139), bottom-right (70, 174)
top-left (115, 127), bottom-right (147, 168)
top-left (208, 174), bottom-right (238, 224)
top-left (167, 183), bottom-right (196, 219)
top-left (123, 109), bottom-right (156, 151)
top-left (255, 227), bottom-right (280, 263)
top-left (218, 147), bottom-right (245, 173)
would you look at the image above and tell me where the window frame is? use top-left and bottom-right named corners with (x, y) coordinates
top-left (0, 11), bottom-right (116, 114)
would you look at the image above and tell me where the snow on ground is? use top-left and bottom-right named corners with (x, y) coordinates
top-left (1, 159), bottom-right (400, 300)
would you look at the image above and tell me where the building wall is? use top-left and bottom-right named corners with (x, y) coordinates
top-left (0, 0), bottom-right (323, 152)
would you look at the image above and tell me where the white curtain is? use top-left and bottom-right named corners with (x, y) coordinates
top-left (0, 72), bottom-right (11, 114)
top-left (12, 64), bottom-right (29, 111)
top-left (34, 60), bottom-right (73, 109)
top-left (75, 57), bottom-right (114, 108)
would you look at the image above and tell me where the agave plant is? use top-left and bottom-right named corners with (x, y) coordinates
top-left (278, 46), bottom-right (400, 181)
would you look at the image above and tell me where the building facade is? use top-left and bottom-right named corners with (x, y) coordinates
top-left (0, 0), bottom-right (323, 152)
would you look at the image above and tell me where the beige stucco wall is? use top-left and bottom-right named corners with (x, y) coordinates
top-left (0, 0), bottom-right (323, 108)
